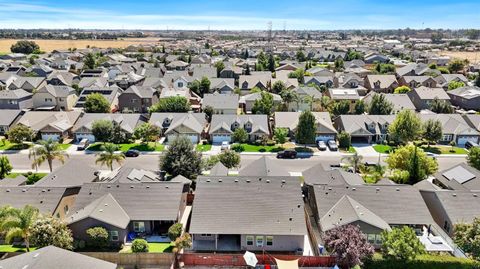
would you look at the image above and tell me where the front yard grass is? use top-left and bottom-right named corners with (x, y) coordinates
top-left (340, 146), bottom-right (356, 153)
top-left (421, 146), bottom-right (468, 155)
top-left (120, 243), bottom-right (173, 253)
top-left (5, 172), bottom-right (47, 184)
top-left (233, 143), bottom-right (284, 152)
top-left (57, 144), bottom-right (71, 150)
top-left (88, 142), bottom-right (164, 152)
top-left (373, 144), bottom-right (396, 154)
top-left (0, 141), bottom-right (30, 151)
top-left (0, 245), bottom-right (37, 253)
top-left (196, 144), bottom-right (212, 152)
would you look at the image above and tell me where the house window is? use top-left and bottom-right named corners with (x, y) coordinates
top-left (133, 221), bottom-right (145, 233)
top-left (8, 100), bottom-right (18, 105)
top-left (256, 236), bottom-right (264, 247)
top-left (178, 82), bottom-right (184, 88)
top-left (131, 99), bottom-right (137, 103)
top-left (110, 231), bottom-right (119, 241)
top-left (45, 98), bottom-right (53, 102)
top-left (201, 234), bottom-right (212, 237)
top-left (64, 205), bottom-right (69, 214)
top-left (266, 236), bottom-right (273, 246)
top-left (59, 98), bottom-right (64, 102)
top-left (442, 134), bottom-right (453, 141)
top-left (375, 234), bottom-right (382, 245)
top-left (367, 234), bottom-right (375, 244)
top-left (246, 236), bottom-right (254, 246)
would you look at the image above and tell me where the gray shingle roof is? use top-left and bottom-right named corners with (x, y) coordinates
top-left (363, 92), bottom-right (416, 111)
top-left (434, 163), bottom-right (480, 191)
top-left (209, 114), bottom-right (269, 135)
top-left (274, 112), bottom-right (337, 134)
top-left (190, 176), bottom-right (307, 235)
top-left (303, 165), bottom-right (364, 186)
top-left (149, 112), bottom-right (206, 134)
top-left (202, 93), bottom-right (239, 110)
top-left (421, 190), bottom-right (480, 224)
top-left (0, 186), bottom-right (67, 214)
top-left (0, 246), bottom-right (117, 269)
top-left (239, 156), bottom-right (290, 177)
top-left (0, 109), bottom-right (22, 126)
top-left (72, 113), bottom-right (146, 134)
top-left (412, 86), bottom-right (450, 100)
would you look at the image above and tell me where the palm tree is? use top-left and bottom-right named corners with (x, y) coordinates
top-left (341, 152), bottom-right (363, 173)
top-left (0, 205), bottom-right (39, 252)
top-left (320, 96), bottom-right (331, 112)
top-left (280, 89), bottom-right (298, 111)
top-left (29, 139), bottom-right (69, 172)
top-left (95, 143), bottom-right (125, 171)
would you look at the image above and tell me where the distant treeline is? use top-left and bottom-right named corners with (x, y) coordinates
top-left (0, 30), bottom-right (146, 40)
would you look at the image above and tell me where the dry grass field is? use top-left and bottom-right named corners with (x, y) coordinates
top-left (439, 51), bottom-right (480, 63)
top-left (0, 38), bottom-right (162, 53)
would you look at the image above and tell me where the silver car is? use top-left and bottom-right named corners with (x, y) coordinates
top-left (327, 140), bottom-right (338, 151)
top-left (317, 140), bottom-right (327, 151)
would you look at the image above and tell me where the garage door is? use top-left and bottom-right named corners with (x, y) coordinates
top-left (316, 135), bottom-right (335, 142)
top-left (41, 133), bottom-right (60, 141)
top-left (75, 133), bottom-right (96, 143)
top-left (167, 134), bottom-right (198, 144)
top-left (212, 134), bottom-right (232, 144)
top-left (457, 136), bottom-right (478, 146)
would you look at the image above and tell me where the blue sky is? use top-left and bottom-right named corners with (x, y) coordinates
top-left (0, 0), bottom-right (479, 30)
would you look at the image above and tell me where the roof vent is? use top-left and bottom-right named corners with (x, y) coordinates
top-left (352, 187), bottom-right (356, 191)
top-left (453, 193), bottom-right (457, 197)
top-left (289, 218), bottom-right (293, 221)
top-left (266, 179), bottom-right (270, 183)
top-left (130, 185), bottom-right (134, 188)
top-left (218, 179), bottom-right (223, 182)
top-left (42, 189), bottom-right (46, 192)
top-left (22, 189), bottom-right (26, 192)
top-left (39, 200), bottom-right (43, 204)
top-left (297, 204), bottom-right (301, 208)
top-left (282, 180), bottom-right (286, 183)
top-left (258, 178), bottom-right (262, 181)
top-left (206, 179), bottom-right (211, 182)
top-left (107, 185), bottom-right (111, 188)
top-left (376, 188), bottom-right (380, 191)
top-left (117, 185), bottom-right (120, 188)
top-left (246, 179), bottom-right (251, 183)
top-left (6, 189), bottom-right (10, 192)
top-left (328, 187), bottom-right (332, 190)
top-left (99, 209), bottom-right (103, 212)
top-left (146, 185), bottom-right (150, 189)
top-left (474, 193), bottom-right (478, 197)
top-left (234, 179), bottom-right (239, 183)
top-left (104, 204), bottom-right (108, 206)
top-left (396, 188), bottom-right (400, 191)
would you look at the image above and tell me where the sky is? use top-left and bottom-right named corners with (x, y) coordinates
top-left (0, 0), bottom-right (479, 30)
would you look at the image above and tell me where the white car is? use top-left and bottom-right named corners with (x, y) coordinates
top-left (221, 141), bottom-right (230, 151)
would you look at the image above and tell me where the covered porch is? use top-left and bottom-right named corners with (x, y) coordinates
top-left (193, 234), bottom-right (241, 252)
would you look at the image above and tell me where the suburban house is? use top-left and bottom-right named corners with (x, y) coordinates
top-left (33, 85), bottom-right (78, 111)
top-left (362, 92), bottom-right (416, 112)
top-left (334, 73), bottom-right (365, 88)
top-left (447, 86), bottom-right (480, 111)
top-left (26, 64), bottom-right (54, 77)
top-left (238, 156), bottom-right (290, 177)
top-left (149, 112), bottom-right (207, 144)
top-left (396, 63), bottom-right (438, 77)
top-left (0, 109), bottom-right (23, 135)
top-left (8, 77), bottom-right (46, 92)
top-left (399, 76), bottom-right (438, 89)
top-left (435, 74), bottom-right (469, 89)
top-left (67, 182), bottom-right (186, 245)
top-left (190, 177), bottom-right (307, 252)
top-left (118, 85), bottom-right (160, 113)
top-left (274, 112), bottom-right (337, 142)
top-left (72, 113), bottom-right (147, 142)
top-left (78, 76), bottom-right (109, 89)
top-left (47, 70), bottom-right (80, 87)
top-left (209, 114), bottom-right (270, 144)
top-left (16, 111), bottom-right (82, 141)
top-left (239, 73), bottom-right (271, 92)
top-left (364, 53), bottom-right (390, 64)
top-left (289, 86), bottom-right (323, 112)
top-left (209, 78), bottom-right (235, 94)
top-left (334, 115), bottom-right (396, 144)
top-left (75, 86), bottom-right (122, 112)
top-left (0, 89), bottom-right (33, 110)
top-left (0, 246), bottom-right (117, 269)
top-left (239, 91), bottom-right (282, 113)
top-left (365, 75), bottom-right (399, 93)
top-left (307, 184), bottom-right (434, 248)
top-left (407, 86), bottom-right (452, 110)
top-left (304, 76), bottom-right (334, 88)
top-left (418, 114), bottom-right (479, 146)
top-left (326, 88), bottom-right (362, 112)
top-left (432, 163), bottom-right (480, 191)
top-left (202, 93), bottom-right (239, 115)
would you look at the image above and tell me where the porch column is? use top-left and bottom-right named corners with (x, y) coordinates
top-left (215, 234), bottom-right (218, 251)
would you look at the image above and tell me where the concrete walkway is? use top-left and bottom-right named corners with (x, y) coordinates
top-left (180, 206), bottom-right (192, 233)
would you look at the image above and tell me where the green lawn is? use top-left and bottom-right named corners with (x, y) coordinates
top-left (373, 144), bottom-right (395, 154)
top-left (0, 141), bottom-right (30, 150)
top-left (0, 245), bottom-right (37, 253)
top-left (196, 144), bottom-right (212, 152)
top-left (121, 243), bottom-right (173, 253)
top-left (88, 142), bottom-right (164, 152)
top-left (340, 146), bottom-right (357, 153)
top-left (57, 144), bottom-right (71, 150)
top-left (234, 143), bottom-right (284, 152)
top-left (422, 146), bottom-right (468, 155)
top-left (5, 173), bottom-right (48, 184)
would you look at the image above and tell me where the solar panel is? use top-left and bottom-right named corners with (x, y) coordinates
top-left (442, 166), bottom-right (476, 184)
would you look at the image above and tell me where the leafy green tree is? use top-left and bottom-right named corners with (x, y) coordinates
top-left (272, 80), bottom-right (286, 94)
top-left (232, 128), bottom-right (248, 143)
top-left (475, 72), bottom-right (480, 87)
top-left (330, 100), bottom-right (350, 116)
top-left (268, 54), bottom-right (276, 72)
top-left (381, 226), bottom-right (425, 260)
top-left (423, 119), bottom-right (443, 146)
top-left (132, 239), bottom-right (149, 252)
top-left (394, 86), bottom-right (412, 94)
top-left (0, 205), bottom-right (39, 252)
top-left (448, 58), bottom-right (467, 73)
top-left (448, 80), bottom-right (466, 90)
top-left (338, 131), bottom-right (351, 149)
top-left (10, 40), bottom-right (40, 54)
top-left (199, 77), bottom-right (211, 96)
top-left (319, 96), bottom-right (331, 112)
top-left (368, 94), bottom-right (394, 115)
top-left (95, 143), bottom-right (125, 171)
top-left (295, 110), bottom-right (316, 145)
top-left (386, 144), bottom-right (438, 184)
top-left (160, 136), bottom-right (202, 179)
top-left (203, 105), bottom-right (214, 123)
top-left (252, 91), bottom-right (274, 115)
top-left (288, 68), bottom-right (305, 83)
top-left (83, 53), bottom-right (96, 69)
top-left (374, 63), bottom-right (396, 74)
top-left (429, 97), bottom-right (454, 113)
top-left (84, 93), bottom-right (110, 113)
top-left (274, 128), bottom-right (289, 144)
top-left (354, 100), bottom-right (366, 114)
top-left (388, 110), bottom-right (422, 143)
top-left (188, 80), bottom-right (201, 96)
top-left (214, 61), bottom-right (225, 77)
top-left (134, 123), bottom-right (160, 144)
top-left (7, 125), bottom-right (35, 144)
top-left (467, 147), bottom-right (480, 170)
top-left (31, 216), bottom-right (73, 250)
top-left (454, 217), bottom-right (480, 260)
top-left (218, 150), bottom-right (241, 169)
top-left (86, 227), bottom-right (109, 249)
top-left (173, 233), bottom-right (192, 253)
top-left (91, 119), bottom-right (114, 143)
top-left (168, 223), bottom-right (183, 241)
top-left (342, 152), bottom-right (363, 173)
top-left (30, 139), bottom-right (68, 172)
top-left (438, 67), bottom-right (450, 74)
top-left (296, 50), bottom-right (306, 62)
top-left (149, 96), bottom-right (190, 113)
top-left (279, 89), bottom-right (298, 110)
top-left (334, 58), bottom-right (344, 71)
top-left (249, 86), bottom-right (262, 94)
top-left (0, 156), bottom-right (13, 179)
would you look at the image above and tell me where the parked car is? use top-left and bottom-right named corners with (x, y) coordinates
top-left (77, 139), bottom-right (89, 151)
top-left (317, 140), bottom-right (327, 151)
top-left (125, 149), bottom-right (140, 157)
top-left (465, 141), bottom-right (479, 150)
top-left (276, 149), bottom-right (297, 159)
top-left (327, 140), bottom-right (338, 151)
top-left (221, 141), bottom-right (230, 151)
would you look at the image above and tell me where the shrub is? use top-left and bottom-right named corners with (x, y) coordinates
top-left (231, 144), bottom-right (245, 152)
top-left (31, 216), bottom-right (73, 250)
top-left (266, 140), bottom-right (276, 146)
top-left (338, 131), bottom-right (351, 149)
top-left (168, 223), bottom-right (183, 241)
top-left (364, 254), bottom-right (480, 269)
top-left (86, 227), bottom-right (109, 249)
top-left (131, 239), bottom-right (149, 253)
top-left (259, 148), bottom-right (266, 152)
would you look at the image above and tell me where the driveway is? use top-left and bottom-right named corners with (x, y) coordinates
top-left (353, 144), bottom-right (379, 157)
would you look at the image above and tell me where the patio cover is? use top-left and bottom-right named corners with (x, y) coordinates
top-left (275, 258), bottom-right (299, 269)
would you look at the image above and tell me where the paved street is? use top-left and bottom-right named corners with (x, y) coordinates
top-left (4, 152), bottom-right (467, 174)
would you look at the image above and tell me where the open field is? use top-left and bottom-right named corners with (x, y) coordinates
top-left (0, 38), bottom-right (162, 53)
top-left (439, 50), bottom-right (480, 63)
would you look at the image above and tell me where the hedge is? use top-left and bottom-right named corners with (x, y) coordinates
top-left (364, 254), bottom-right (480, 269)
